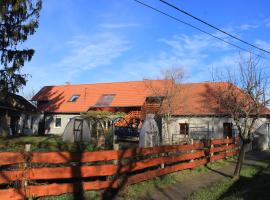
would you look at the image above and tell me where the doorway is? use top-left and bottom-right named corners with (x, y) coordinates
top-left (223, 123), bottom-right (233, 138)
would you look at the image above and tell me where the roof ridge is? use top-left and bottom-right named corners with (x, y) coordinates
top-left (178, 81), bottom-right (227, 85)
top-left (42, 79), bottom-right (166, 87)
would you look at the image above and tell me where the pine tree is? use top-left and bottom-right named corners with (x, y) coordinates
top-left (0, 0), bottom-right (42, 94)
top-left (0, 0), bottom-right (42, 137)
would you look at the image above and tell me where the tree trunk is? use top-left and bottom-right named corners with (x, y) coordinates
top-left (165, 120), bottom-right (172, 145)
top-left (233, 141), bottom-right (248, 180)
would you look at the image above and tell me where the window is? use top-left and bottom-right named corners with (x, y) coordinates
top-left (179, 123), bottom-right (189, 135)
top-left (95, 94), bottom-right (115, 107)
top-left (68, 95), bottom-right (80, 102)
top-left (223, 123), bottom-right (232, 138)
top-left (145, 96), bottom-right (164, 103)
top-left (55, 118), bottom-right (61, 128)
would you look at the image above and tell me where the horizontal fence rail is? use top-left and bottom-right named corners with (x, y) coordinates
top-left (0, 137), bottom-right (240, 199)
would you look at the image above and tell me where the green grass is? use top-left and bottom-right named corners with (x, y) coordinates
top-left (188, 159), bottom-right (270, 200)
top-left (37, 191), bottom-right (101, 200)
top-left (118, 158), bottom-right (235, 200)
top-left (0, 135), bottom-right (99, 152)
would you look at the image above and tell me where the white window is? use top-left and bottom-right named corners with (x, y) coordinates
top-left (55, 117), bottom-right (61, 128)
top-left (68, 95), bottom-right (80, 102)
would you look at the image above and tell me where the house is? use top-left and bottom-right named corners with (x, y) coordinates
top-left (159, 82), bottom-right (270, 150)
top-left (32, 80), bottom-right (270, 149)
top-left (0, 93), bottom-right (37, 136)
top-left (31, 80), bottom-right (164, 135)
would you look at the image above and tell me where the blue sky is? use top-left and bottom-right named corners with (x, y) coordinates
top-left (20, 0), bottom-right (270, 96)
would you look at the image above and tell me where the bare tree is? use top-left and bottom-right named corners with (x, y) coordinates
top-left (22, 89), bottom-right (37, 106)
top-left (213, 53), bottom-right (270, 180)
top-left (145, 67), bottom-right (185, 144)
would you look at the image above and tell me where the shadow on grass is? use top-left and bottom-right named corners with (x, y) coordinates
top-left (219, 161), bottom-right (270, 200)
top-left (205, 165), bottom-right (232, 178)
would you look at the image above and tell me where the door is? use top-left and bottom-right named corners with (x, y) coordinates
top-left (223, 123), bottom-right (232, 138)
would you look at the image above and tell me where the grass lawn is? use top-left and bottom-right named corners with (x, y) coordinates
top-left (36, 191), bottom-right (101, 200)
top-left (119, 158), bottom-right (234, 200)
top-left (0, 135), bottom-right (98, 152)
top-left (188, 158), bottom-right (270, 200)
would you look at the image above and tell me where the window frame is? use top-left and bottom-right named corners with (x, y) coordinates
top-left (179, 123), bottom-right (189, 135)
top-left (54, 117), bottom-right (62, 128)
top-left (68, 95), bottom-right (80, 102)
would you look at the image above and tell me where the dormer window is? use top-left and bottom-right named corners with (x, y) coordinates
top-left (68, 95), bottom-right (80, 102)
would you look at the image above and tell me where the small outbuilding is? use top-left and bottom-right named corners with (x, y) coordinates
top-left (0, 93), bottom-right (36, 136)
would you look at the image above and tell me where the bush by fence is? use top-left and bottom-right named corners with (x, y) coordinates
top-left (0, 137), bottom-right (240, 199)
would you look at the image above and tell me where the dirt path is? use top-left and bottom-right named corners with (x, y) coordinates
top-left (137, 151), bottom-right (270, 200)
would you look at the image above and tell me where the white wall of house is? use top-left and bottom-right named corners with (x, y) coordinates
top-left (162, 116), bottom-right (233, 143)
top-left (252, 118), bottom-right (270, 150)
top-left (44, 114), bottom-right (80, 135)
top-left (19, 113), bottom-right (79, 135)
top-left (162, 116), bottom-right (270, 150)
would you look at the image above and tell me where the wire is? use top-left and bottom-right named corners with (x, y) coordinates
top-left (160, 0), bottom-right (270, 54)
top-left (134, 0), bottom-right (270, 60)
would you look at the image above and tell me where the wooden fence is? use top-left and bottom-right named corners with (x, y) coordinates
top-left (0, 137), bottom-right (240, 199)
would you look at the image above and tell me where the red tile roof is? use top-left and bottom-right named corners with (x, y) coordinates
top-left (172, 82), bottom-right (226, 115)
top-left (172, 82), bottom-right (270, 116)
top-left (32, 80), bottom-right (270, 115)
top-left (32, 80), bottom-right (166, 113)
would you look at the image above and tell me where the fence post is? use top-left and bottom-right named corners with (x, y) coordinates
top-left (22, 144), bottom-right (31, 198)
top-left (113, 132), bottom-right (119, 150)
top-left (225, 136), bottom-right (229, 159)
top-left (210, 138), bottom-right (214, 163)
top-left (113, 142), bottom-right (119, 166)
top-left (160, 152), bottom-right (165, 169)
top-left (190, 139), bottom-right (194, 163)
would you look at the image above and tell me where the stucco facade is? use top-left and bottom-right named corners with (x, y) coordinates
top-left (162, 116), bottom-right (270, 150)
top-left (30, 113), bottom-right (270, 150)
top-left (43, 114), bottom-right (80, 135)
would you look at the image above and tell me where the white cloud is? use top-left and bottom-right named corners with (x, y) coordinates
top-left (159, 32), bottom-right (232, 57)
top-left (264, 18), bottom-right (270, 28)
top-left (21, 33), bottom-right (131, 93)
top-left (56, 33), bottom-right (131, 71)
top-left (255, 40), bottom-right (270, 50)
top-left (104, 32), bottom-right (236, 83)
top-left (100, 23), bottom-right (140, 29)
top-left (239, 24), bottom-right (259, 31)
top-left (114, 28), bottom-right (270, 83)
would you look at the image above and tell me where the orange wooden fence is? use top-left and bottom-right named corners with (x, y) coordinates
top-left (0, 137), bottom-right (240, 199)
